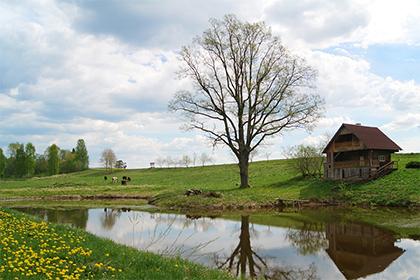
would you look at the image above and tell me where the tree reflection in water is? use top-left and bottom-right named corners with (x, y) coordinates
top-left (286, 222), bottom-right (328, 255)
top-left (216, 216), bottom-right (318, 280)
top-left (16, 208), bottom-right (89, 229)
top-left (100, 208), bottom-right (122, 230)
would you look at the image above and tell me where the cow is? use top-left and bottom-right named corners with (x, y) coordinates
top-left (111, 176), bottom-right (118, 183)
top-left (104, 176), bottom-right (107, 181)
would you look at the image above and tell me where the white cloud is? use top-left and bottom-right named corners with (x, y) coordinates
top-left (381, 114), bottom-right (420, 131)
top-left (264, 0), bottom-right (370, 48)
top-left (307, 51), bottom-right (420, 114)
top-left (1, 0), bottom-right (420, 168)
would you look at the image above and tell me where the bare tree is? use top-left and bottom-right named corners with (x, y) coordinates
top-left (169, 15), bottom-right (323, 188)
top-left (199, 152), bottom-right (211, 166)
top-left (165, 156), bottom-right (173, 168)
top-left (100, 148), bottom-right (117, 173)
top-left (155, 157), bottom-right (166, 168)
top-left (263, 151), bottom-right (272, 161)
top-left (181, 155), bottom-right (192, 167)
top-left (192, 152), bottom-right (198, 166)
top-left (250, 149), bottom-right (259, 162)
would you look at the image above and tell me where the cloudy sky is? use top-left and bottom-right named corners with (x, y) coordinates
top-left (0, 0), bottom-right (419, 167)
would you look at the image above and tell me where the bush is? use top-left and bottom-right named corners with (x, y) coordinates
top-left (287, 145), bottom-right (324, 177)
top-left (406, 161), bottom-right (420, 169)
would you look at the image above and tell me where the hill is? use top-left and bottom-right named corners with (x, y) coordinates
top-left (0, 153), bottom-right (419, 209)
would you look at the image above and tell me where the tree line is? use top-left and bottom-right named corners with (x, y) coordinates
top-left (0, 139), bottom-right (89, 179)
top-left (154, 152), bottom-right (213, 168)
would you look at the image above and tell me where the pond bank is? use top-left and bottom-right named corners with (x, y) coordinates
top-left (5, 206), bottom-right (420, 280)
top-left (0, 209), bottom-right (234, 280)
top-left (2, 193), bottom-right (420, 213)
top-left (0, 153), bottom-right (419, 210)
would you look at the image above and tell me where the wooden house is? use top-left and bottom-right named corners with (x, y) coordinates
top-left (323, 123), bottom-right (402, 181)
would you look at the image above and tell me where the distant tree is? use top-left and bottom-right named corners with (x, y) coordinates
top-left (35, 154), bottom-right (48, 175)
top-left (100, 149), bottom-right (117, 173)
top-left (24, 143), bottom-right (36, 177)
top-left (75, 139), bottom-right (89, 170)
top-left (15, 144), bottom-right (26, 178)
top-left (115, 160), bottom-right (127, 169)
top-left (173, 158), bottom-right (181, 168)
top-left (263, 151), bottom-right (272, 161)
top-left (60, 149), bottom-right (77, 173)
top-left (47, 144), bottom-right (60, 175)
top-left (192, 152), bottom-right (198, 167)
top-left (199, 152), bottom-right (212, 167)
top-left (169, 15), bottom-right (323, 188)
top-left (0, 148), bottom-right (6, 178)
top-left (181, 155), bottom-right (192, 167)
top-left (250, 150), bottom-right (259, 163)
top-left (165, 156), bottom-right (173, 168)
top-left (155, 157), bottom-right (165, 168)
top-left (8, 143), bottom-right (21, 158)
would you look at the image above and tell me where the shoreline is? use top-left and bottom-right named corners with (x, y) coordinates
top-left (1, 194), bottom-right (419, 211)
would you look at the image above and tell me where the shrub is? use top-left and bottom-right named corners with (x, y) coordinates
top-left (287, 145), bottom-right (325, 178)
top-left (405, 161), bottom-right (420, 169)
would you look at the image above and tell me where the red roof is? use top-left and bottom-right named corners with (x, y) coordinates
top-left (323, 123), bottom-right (402, 153)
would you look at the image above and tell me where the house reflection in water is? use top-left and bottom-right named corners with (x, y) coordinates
top-left (326, 222), bottom-right (405, 279)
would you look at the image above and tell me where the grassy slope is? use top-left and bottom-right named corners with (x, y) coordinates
top-left (0, 209), bottom-right (234, 280)
top-left (0, 153), bottom-right (419, 208)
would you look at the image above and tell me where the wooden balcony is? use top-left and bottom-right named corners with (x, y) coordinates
top-left (333, 160), bottom-right (367, 168)
top-left (333, 141), bottom-right (363, 152)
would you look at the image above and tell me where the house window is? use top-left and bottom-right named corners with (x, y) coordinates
top-left (378, 155), bottom-right (386, 162)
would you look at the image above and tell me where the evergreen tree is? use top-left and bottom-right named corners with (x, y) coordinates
top-left (0, 148), bottom-right (6, 178)
top-left (75, 139), bottom-right (89, 170)
top-left (47, 144), bottom-right (60, 175)
top-left (25, 143), bottom-right (36, 177)
top-left (15, 144), bottom-right (26, 177)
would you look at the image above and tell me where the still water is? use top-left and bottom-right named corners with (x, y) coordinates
top-left (15, 207), bottom-right (420, 280)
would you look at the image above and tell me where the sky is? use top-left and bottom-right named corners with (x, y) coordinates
top-left (0, 0), bottom-right (419, 167)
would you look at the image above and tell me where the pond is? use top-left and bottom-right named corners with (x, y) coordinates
top-left (13, 207), bottom-right (420, 279)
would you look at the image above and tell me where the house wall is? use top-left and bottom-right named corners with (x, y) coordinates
top-left (324, 150), bottom-right (394, 180)
top-left (323, 126), bottom-right (398, 181)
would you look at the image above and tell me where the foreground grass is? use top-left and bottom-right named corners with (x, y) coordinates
top-left (0, 209), bottom-right (234, 280)
top-left (0, 153), bottom-right (419, 208)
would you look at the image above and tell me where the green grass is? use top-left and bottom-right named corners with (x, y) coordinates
top-left (0, 209), bottom-right (234, 280)
top-left (0, 153), bottom-right (419, 208)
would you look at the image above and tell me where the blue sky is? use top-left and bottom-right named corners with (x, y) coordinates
top-left (0, 0), bottom-right (419, 167)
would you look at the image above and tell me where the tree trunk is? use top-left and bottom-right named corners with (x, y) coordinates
top-left (239, 153), bottom-right (250, 188)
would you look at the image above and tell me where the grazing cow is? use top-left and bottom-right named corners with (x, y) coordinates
top-left (127, 177), bottom-right (131, 182)
top-left (122, 176), bottom-right (127, 180)
top-left (111, 176), bottom-right (118, 183)
top-left (104, 176), bottom-right (107, 181)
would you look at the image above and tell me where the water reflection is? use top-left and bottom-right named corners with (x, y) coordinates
top-left (326, 223), bottom-right (405, 279)
top-left (16, 208), bottom-right (88, 228)
top-left (286, 222), bottom-right (328, 255)
top-left (216, 216), bottom-right (318, 279)
top-left (14, 207), bottom-right (419, 280)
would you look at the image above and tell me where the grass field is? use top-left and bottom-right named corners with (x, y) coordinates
top-left (0, 153), bottom-right (419, 208)
top-left (0, 209), bottom-right (234, 280)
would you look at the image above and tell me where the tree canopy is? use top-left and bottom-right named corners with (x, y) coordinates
top-left (47, 144), bottom-right (60, 175)
top-left (170, 15), bottom-right (323, 188)
top-left (75, 139), bottom-right (89, 170)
